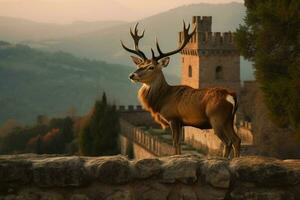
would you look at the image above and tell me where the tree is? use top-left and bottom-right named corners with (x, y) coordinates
top-left (79, 92), bottom-right (120, 156)
top-left (235, 0), bottom-right (300, 135)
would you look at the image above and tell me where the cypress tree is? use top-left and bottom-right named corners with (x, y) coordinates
top-left (235, 0), bottom-right (300, 135)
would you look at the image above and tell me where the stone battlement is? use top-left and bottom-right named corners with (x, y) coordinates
top-left (179, 31), bottom-right (235, 46)
top-left (179, 16), bottom-right (238, 55)
top-left (1, 154), bottom-right (300, 200)
top-left (117, 105), bottom-right (144, 112)
top-left (239, 120), bottom-right (252, 130)
top-left (192, 16), bottom-right (212, 32)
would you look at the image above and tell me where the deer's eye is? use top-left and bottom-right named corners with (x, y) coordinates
top-left (148, 66), bottom-right (155, 70)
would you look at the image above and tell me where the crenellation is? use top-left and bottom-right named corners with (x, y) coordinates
top-left (202, 31), bottom-right (235, 49)
top-left (118, 105), bottom-right (125, 111)
top-left (192, 16), bottom-right (212, 32)
top-left (180, 16), bottom-right (236, 53)
top-left (223, 32), bottom-right (233, 43)
top-left (117, 105), bottom-right (145, 112)
top-left (214, 32), bottom-right (222, 44)
top-left (180, 32), bottom-right (237, 56)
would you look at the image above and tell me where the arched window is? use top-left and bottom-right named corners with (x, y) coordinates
top-left (188, 65), bottom-right (192, 77)
top-left (215, 66), bottom-right (223, 80)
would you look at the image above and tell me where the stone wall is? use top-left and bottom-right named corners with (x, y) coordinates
top-left (119, 119), bottom-right (175, 159)
top-left (132, 143), bottom-right (156, 159)
top-left (184, 127), bottom-right (222, 155)
top-left (0, 154), bottom-right (300, 200)
top-left (118, 105), bottom-right (159, 128)
top-left (184, 124), bottom-right (254, 156)
top-left (239, 81), bottom-right (300, 158)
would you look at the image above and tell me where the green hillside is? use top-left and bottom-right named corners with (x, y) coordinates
top-left (0, 42), bottom-right (138, 124)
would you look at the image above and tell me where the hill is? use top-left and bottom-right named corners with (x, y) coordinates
top-left (22, 3), bottom-right (254, 80)
top-left (0, 16), bottom-right (125, 42)
top-left (0, 42), bottom-right (139, 124)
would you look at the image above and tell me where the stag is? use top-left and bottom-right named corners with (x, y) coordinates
top-left (121, 22), bottom-right (241, 158)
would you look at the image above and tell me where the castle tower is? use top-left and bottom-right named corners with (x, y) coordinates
top-left (179, 16), bottom-right (240, 93)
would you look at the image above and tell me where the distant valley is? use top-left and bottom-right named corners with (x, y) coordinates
top-left (0, 42), bottom-right (139, 124)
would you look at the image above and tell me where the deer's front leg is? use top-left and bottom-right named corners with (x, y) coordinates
top-left (169, 119), bottom-right (182, 155)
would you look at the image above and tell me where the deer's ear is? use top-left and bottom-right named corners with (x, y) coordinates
top-left (130, 56), bottom-right (144, 66)
top-left (159, 57), bottom-right (170, 68)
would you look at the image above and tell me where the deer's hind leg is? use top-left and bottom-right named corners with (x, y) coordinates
top-left (224, 121), bottom-right (241, 158)
top-left (210, 117), bottom-right (232, 158)
top-left (170, 119), bottom-right (182, 155)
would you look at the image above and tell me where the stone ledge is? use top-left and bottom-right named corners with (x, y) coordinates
top-left (0, 154), bottom-right (299, 200)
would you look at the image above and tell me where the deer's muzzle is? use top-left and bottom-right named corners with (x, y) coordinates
top-left (129, 73), bottom-right (139, 83)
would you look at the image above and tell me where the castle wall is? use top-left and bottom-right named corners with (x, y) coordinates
top-left (184, 127), bottom-right (222, 155)
top-left (119, 134), bottom-right (158, 160)
top-left (119, 118), bottom-right (175, 159)
top-left (118, 105), bottom-right (159, 128)
top-left (120, 134), bottom-right (131, 156)
top-left (237, 121), bottom-right (253, 145)
top-left (199, 54), bottom-right (240, 92)
top-left (133, 143), bottom-right (156, 159)
top-left (184, 123), bottom-right (254, 156)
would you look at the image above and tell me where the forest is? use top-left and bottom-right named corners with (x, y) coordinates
top-left (0, 93), bottom-right (120, 156)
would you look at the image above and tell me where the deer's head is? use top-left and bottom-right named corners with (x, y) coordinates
top-left (121, 22), bottom-right (196, 84)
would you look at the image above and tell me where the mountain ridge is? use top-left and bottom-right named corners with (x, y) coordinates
top-left (0, 16), bottom-right (126, 42)
top-left (20, 2), bottom-right (253, 80)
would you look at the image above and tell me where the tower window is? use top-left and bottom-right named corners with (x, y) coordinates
top-left (215, 66), bottom-right (223, 80)
top-left (188, 65), bottom-right (192, 77)
top-left (182, 57), bottom-right (184, 63)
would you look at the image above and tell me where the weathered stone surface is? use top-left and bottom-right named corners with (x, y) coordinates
top-left (105, 190), bottom-right (132, 200)
top-left (230, 186), bottom-right (295, 200)
top-left (70, 194), bottom-right (90, 200)
top-left (0, 191), bottom-right (64, 200)
top-left (84, 155), bottom-right (132, 184)
top-left (0, 158), bottom-right (32, 184)
top-left (133, 182), bottom-right (170, 200)
top-left (32, 156), bottom-right (87, 187)
top-left (230, 156), bottom-right (299, 186)
top-left (161, 155), bottom-right (201, 184)
top-left (195, 185), bottom-right (227, 200)
top-left (133, 158), bottom-right (162, 179)
top-left (179, 187), bottom-right (198, 200)
top-left (201, 159), bottom-right (230, 189)
top-left (0, 154), bottom-right (300, 200)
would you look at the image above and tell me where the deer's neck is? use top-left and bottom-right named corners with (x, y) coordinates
top-left (138, 72), bottom-right (169, 113)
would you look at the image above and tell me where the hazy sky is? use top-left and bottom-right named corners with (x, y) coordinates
top-left (0, 0), bottom-right (244, 23)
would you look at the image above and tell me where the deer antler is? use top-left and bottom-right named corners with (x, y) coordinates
top-left (152, 21), bottom-right (196, 62)
top-left (121, 23), bottom-right (148, 60)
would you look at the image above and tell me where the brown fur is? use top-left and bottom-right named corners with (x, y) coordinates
top-left (136, 71), bottom-right (241, 157)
